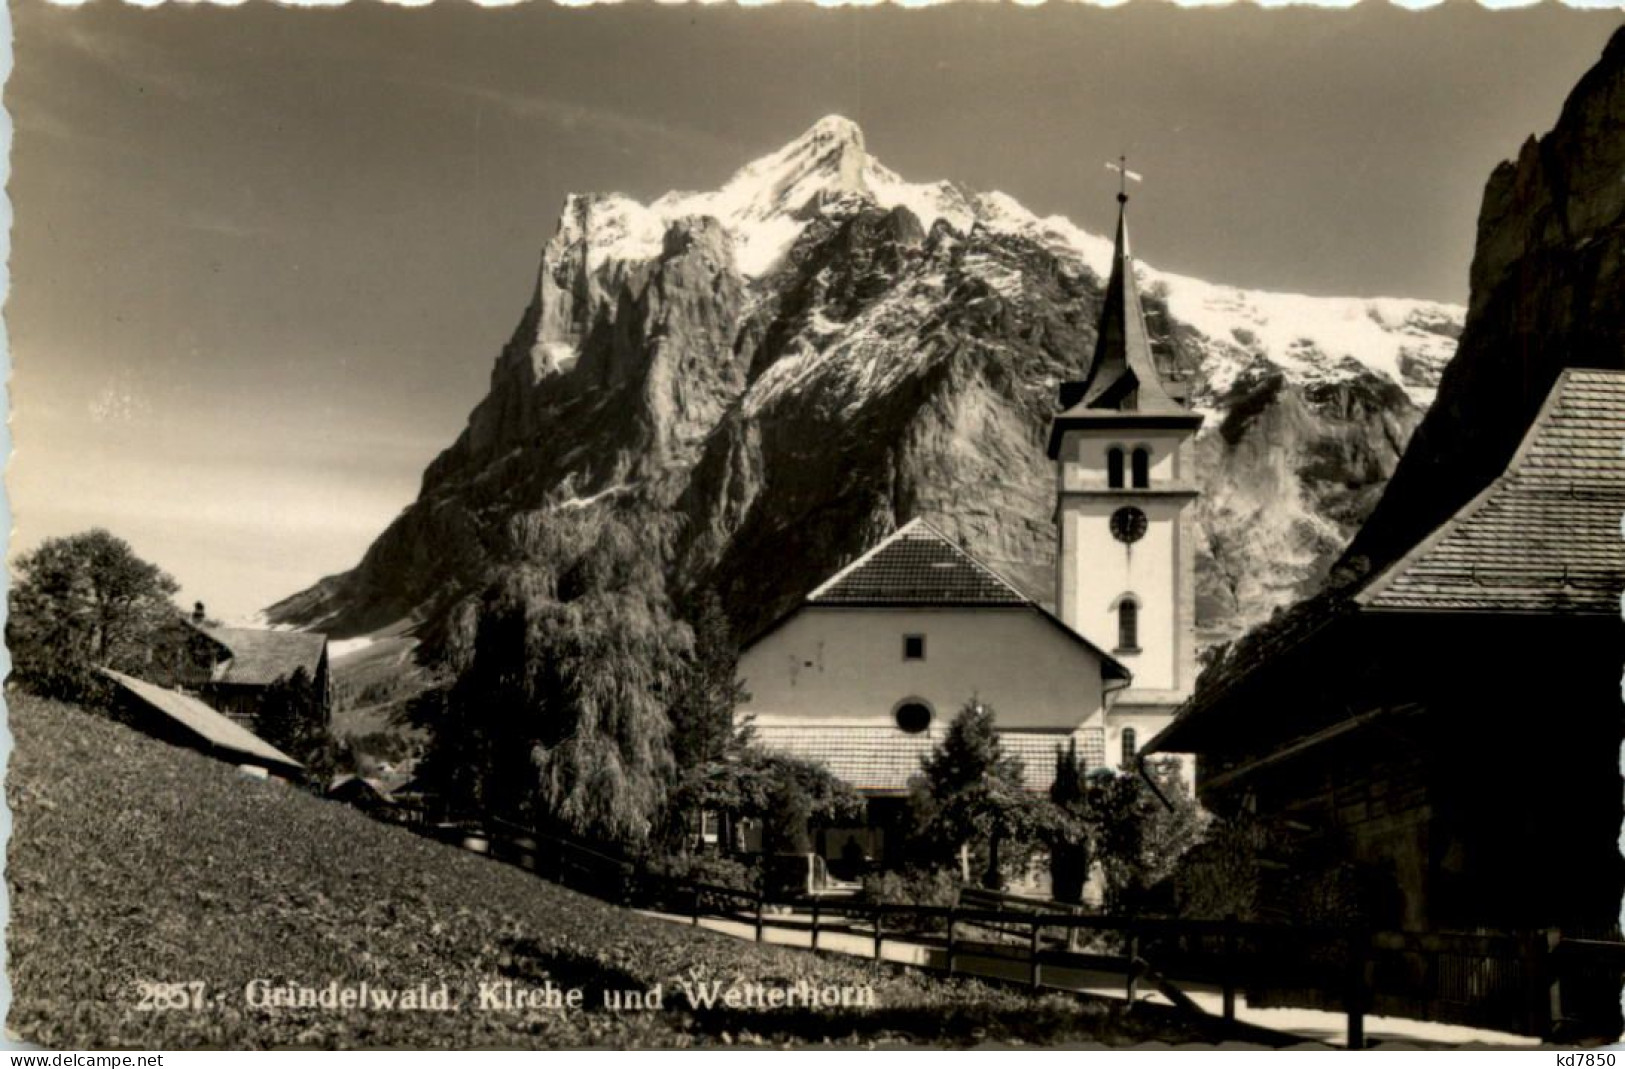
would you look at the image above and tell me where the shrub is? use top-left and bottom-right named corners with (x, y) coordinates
top-left (1168, 811), bottom-right (1405, 930)
top-left (862, 867), bottom-right (959, 906)
top-left (644, 852), bottom-right (760, 894)
top-left (640, 851), bottom-right (761, 912)
top-left (860, 867), bottom-right (961, 933)
top-left (674, 747), bottom-right (864, 859)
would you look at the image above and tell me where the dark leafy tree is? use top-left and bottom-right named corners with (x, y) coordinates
top-left (763, 775), bottom-right (814, 856)
top-left (531, 522), bottom-right (684, 844)
top-left (403, 681), bottom-right (509, 819)
top-left (1067, 757), bottom-right (1205, 913)
top-left (8, 529), bottom-right (184, 702)
top-left (530, 597), bottom-right (681, 844)
top-left (411, 514), bottom-right (685, 847)
top-left (668, 589), bottom-right (752, 769)
top-left (253, 667), bottom-right (340, 786)
top-left (1047, 739), bottom-right (1095, 904)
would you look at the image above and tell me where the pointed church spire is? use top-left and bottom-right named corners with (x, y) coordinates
top-left (1046, 168), bottom-right (1199, 458)
top-left (1069, 178), bottom-right (1184, 415)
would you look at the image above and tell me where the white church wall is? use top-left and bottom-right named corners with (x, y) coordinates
top-left (739, 605), bottom-right (1108, 733)
top-left (1057, 494), bottom-right (1186, 692)
top-left (1105, 707), bottom-right (1180, 765)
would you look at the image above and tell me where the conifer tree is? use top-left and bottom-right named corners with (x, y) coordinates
top-left (910, 699), bottom-right (1044, 889)
top-left (1047, 739), bottom-right (1094, 904)
top-left (663, 588), bottom-right (753, 851)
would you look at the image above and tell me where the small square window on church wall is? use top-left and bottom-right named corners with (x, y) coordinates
top-left (903, 634), bottom-right (926, 661)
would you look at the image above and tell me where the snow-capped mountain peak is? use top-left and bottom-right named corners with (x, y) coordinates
top-left (537, 115), bottom-right (1460, 404)
top-left (561, 116), bottom-right (979, 278)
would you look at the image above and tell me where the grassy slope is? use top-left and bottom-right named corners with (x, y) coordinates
top-left (5, 692), bottom-right (1220, 1049)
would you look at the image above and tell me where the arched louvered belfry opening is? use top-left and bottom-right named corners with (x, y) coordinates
top-left (1131, 447), bottom-right (1151, 488)
top-left (1116, 596), bottom-right (1140, 652)
top-left (1107, 447), bottom-right (1125, 489)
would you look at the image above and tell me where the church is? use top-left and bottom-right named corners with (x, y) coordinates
top-left (738, 186), bottom-right (1203, 865)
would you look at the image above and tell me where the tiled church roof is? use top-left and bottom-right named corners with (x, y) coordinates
top-left (752, 723), bottom-right (1107, 795)
top-left (808, 519), bottom-right (1031, 606)
top-left (745, 517), bottom-right (1129, 682)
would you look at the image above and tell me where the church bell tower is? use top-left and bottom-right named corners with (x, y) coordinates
top-left (1046, 175), bottom-right (1203, 767)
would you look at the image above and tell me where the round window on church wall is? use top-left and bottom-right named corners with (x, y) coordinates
top-left (894, 702), bottom-right (932, 734)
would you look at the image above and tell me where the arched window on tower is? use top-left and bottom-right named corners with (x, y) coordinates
top-left (1107, 447), bottom-right (1125, 489)
top-left (1131, 447), bottom-right (1151, 488)
top-left (1120, 727), bottom-right (1138, 768)
top-left (1117, 596), bottom-right (1140, 652)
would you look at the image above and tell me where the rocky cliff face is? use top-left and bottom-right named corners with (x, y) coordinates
top-left (1339, 25), bottom-right (1625, 581)
top-left (267, 116), bottom-right (1462, 650)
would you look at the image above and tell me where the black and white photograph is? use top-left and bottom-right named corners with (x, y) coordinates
top-left (4, 0), bottom-right (1624, 1052)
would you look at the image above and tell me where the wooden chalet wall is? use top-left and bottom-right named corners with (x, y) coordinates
top-left (1195, 613), bottom-right (1622, 937)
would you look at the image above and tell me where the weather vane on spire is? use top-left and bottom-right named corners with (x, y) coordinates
top-left (1106, 156), bottom-right (1143, 204)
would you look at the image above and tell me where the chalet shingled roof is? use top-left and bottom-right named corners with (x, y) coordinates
top-left (199, 625), bottom-right (327, 687)
top-left (100, 669), bottom-right (303, 772)
top-left (1356, 368), bottom-right (1625, 614)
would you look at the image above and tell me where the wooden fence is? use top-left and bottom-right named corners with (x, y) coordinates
top-left (418, 819), bottom-right (1624, 1046)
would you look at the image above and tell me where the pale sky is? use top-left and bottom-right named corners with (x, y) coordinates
top-left (8, 1), bottom-right (1622, 621)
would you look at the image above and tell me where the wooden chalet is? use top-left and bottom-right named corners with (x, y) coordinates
top-left (100, 668), bottom-right (304, 779)
top-left (183, 619), bottom-right (332, 730)
top-left (1148, 369), bottom-right (1625, 942)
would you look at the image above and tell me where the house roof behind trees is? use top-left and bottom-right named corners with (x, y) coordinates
top-left (100, 669), bottom-right (302, 772)
top-left (198, 625), bottom-right (327, 686)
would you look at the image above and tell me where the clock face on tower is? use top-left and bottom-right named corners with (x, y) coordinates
top-left (1110, 506), bottom-right (1148, 544)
